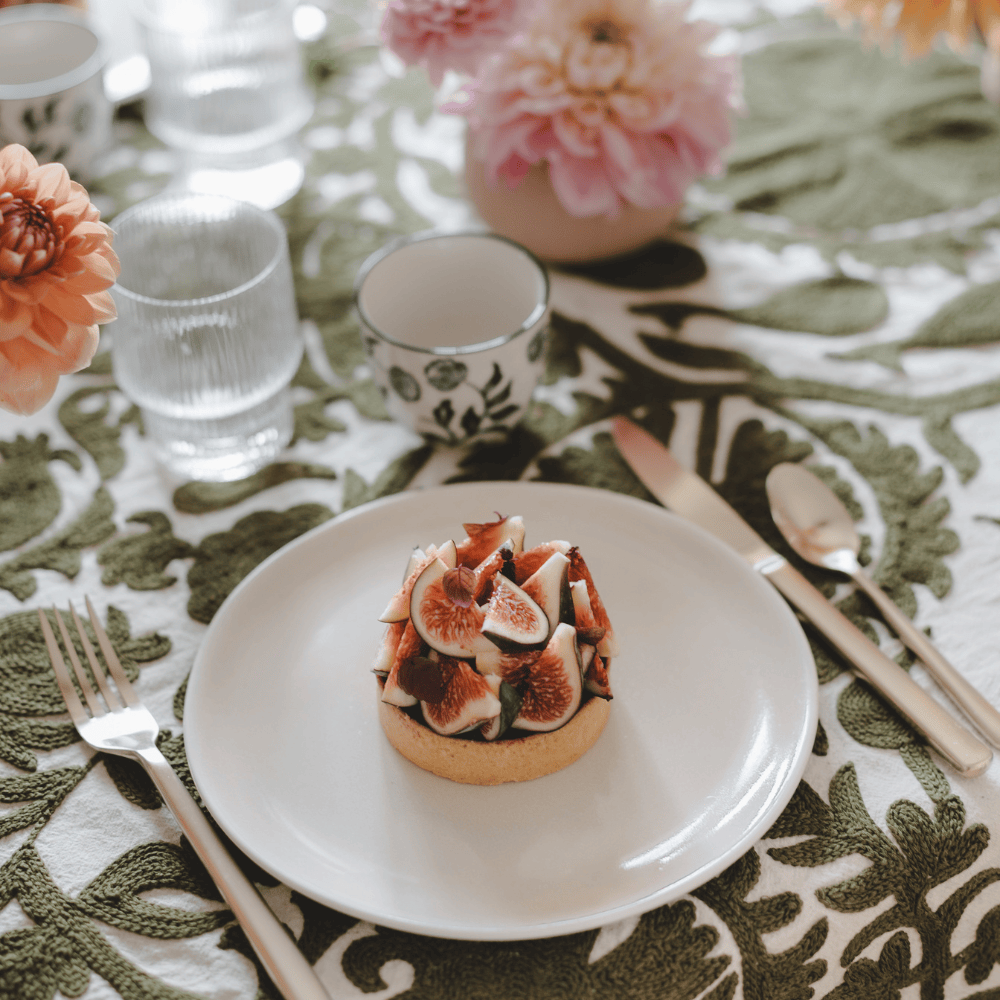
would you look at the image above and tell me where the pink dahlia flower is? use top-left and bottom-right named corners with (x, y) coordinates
top-left (0, 145), bottom-right (119, 415)
top-left (381, 0), bottom-right (524, 86)
top-left (460, 0), bottom-right (740, 218)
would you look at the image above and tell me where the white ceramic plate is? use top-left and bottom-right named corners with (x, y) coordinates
top-left (185, 482), bottom-right (817, 940)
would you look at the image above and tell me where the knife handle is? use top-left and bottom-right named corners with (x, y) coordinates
top-left (764, 560), bottom-right (993, 778)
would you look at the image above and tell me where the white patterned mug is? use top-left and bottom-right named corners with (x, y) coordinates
top-left (0, 4), bottom-right (111, 184)
top-left (354, 231), bottom-right (550, 445)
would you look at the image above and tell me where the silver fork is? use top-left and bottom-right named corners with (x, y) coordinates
top-left (38, 598), bottom-right (330, 1000)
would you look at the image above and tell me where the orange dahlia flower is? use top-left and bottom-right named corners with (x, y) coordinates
top-left (0, 144), bottom-right (119, 416)
top-left (823, 0), bottom-right (1000, 58)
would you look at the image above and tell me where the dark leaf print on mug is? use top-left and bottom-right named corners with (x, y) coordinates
top-left (425, 359), bottom-right (468, 391)
top-left (433, 398), bottom-right (455, 429)
top-left (461, 406), bottom-right (482, 437)
top-left (389, 366), bottom-right (421, 402)
top-left (527, 328), bottom-right (547, 363)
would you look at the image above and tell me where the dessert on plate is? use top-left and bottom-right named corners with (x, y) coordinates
top-left (372, 514), bottom-right (618, 784)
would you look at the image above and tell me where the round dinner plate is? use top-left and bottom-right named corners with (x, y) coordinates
top-left (185, 482), bottom-right (818, 940)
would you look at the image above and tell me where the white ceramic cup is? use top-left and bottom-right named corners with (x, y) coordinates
top-left (354, 231), bottom-right (550, 445)
top-left (0, 4), bottom-right (111, 183)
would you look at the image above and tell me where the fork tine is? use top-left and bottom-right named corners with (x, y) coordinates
top-left (38, 609), bottom-right (90, 726)
top-left (70, 602), bottom-right (122, 711)
top-left (85, 596), bottom-right (141, 708)
top-left (53, 608), bottom-right (107, 717)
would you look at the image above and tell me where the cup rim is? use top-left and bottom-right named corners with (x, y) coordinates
top-left (353, 229), bottom-right (550, 357)
top-left (0, 4), bottom-right (107, 100)
top-left (110, 192), bottom-right (289, 307)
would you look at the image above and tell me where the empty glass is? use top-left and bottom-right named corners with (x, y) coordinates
top-left (110, 193), bottom-right (303, 481)
top-left (132, 0), bottom-right (314, 208)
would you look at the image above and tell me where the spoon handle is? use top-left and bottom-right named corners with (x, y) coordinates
top-left (852, 571), bottom-right (1000, 748)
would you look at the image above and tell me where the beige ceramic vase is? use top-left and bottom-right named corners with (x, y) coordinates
top-left (463, 139), bottom-right (682, 264)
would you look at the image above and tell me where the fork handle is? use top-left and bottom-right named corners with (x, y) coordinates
top-left (136, 746), bottom-right (331, 1000)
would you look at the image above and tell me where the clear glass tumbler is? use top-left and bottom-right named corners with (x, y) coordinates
top-left (133, 0), bottom-right (315, 208)
top-left (110, 193), bottom-right (303, 482)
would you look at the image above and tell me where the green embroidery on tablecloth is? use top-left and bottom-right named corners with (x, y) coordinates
top-left (693, 849), bottom-right (828, 1000)
top-left (813, 720), bottom-right (830, 756)
top-left (80, 349), bottom-right (114, 376)
top-left (0, 606), bottom-right (169, 771)
top-left (0, 843), bottom-right (213, 1000)
top-left (339, 900), bottom-right (730, 999)
top-left (340, 443), bottom-right (434, 512)
top-left (98, 512), bottom-right (197, 590)
top-left (293, 393), bottom-right (349, 444)
top-left (172, 463), bottom-right (338, 514)
top-left (0, 434), bottom-right (80, 553)
top-left (837, 280), bottom-right (1000, 370)
top-left (57, 385), bottom-right (129, 481)
top-left (559, 239), bottom-right (707, 289)
top-left (695, 32), bottom-right (1000, 271)
top-left (765, 763), bottom-right (999, 999)
top-left (0, 487), bottom-right (116, 601)
top-left (186, 504), bottom-right (334, 623)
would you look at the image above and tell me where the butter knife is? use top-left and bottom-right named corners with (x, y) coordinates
top-left (609, 416), bottom-right (992, 779)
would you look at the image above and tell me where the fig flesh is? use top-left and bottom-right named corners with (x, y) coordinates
top-left (380, 539), bottom-right (457, 623)
top-left (480, 674), bottom-right (523, 741)
top-left (456, 515), bottom-right (525, 567)
top-left (372, 620), bottom-right (406, 678)
top-left (410, 557), bottom-right (495, 658)
top-left (585, 654), bottom-right (613, 699)
top-left (481, 574), bottom-right (549, 651)
top-left (513, 623), bottom-right (583, 732)
top-left (568, 548), bottom-right (618, 658)
top-left (381, 619), bottom-right (423, 707)
top-left (513, 540), bottom-right (571, 584)
top-left (520, 552), bottom-right (572, 640)
top-left (422, 658), bottom-right (501, 736)
top-left (475, 647), bottom-right (541, 687)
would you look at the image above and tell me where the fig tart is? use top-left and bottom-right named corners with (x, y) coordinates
top-left (372, 514), bottom-right (617, 784)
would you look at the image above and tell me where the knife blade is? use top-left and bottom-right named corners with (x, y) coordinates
top-left (610, 416), bottom-right (992, 779)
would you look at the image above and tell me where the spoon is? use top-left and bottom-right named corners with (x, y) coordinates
top-left (766, 462), bottom-right (1000, 749)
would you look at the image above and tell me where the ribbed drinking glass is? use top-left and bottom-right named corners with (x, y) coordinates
top-left (110, 193), bottom-right (303, 481)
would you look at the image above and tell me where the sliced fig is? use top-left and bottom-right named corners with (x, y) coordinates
top-left (380, 539), bottom-right (457, 623)
top-left (456, 514), bottom-right (525, 567)
top-left (372, 620), bottom-right (406, 678)
top-left (480, 673), bottom-right (523, 741)
top-left (569, 580), bottom-right (607, 646)
top-left (475, 646), bottom-right (542, 686)
top-left (520, 552), bottom-right (572, 639)
top-left (481, 574), bottom-right (549, 652)
top-left (585, 654), bottom-right (613, 700)
top-left (513, 622), bottom-right (583, 732)
top-left (567, 548), bottom-right (619, 658)
top-left (422, 658), bottom-right (501, 736)
top-left (513, 540), bottom-right (571, 584)
top-left (381, 619), bottom-right (423, 707)
top-left (410, 557), bottom-right (495, 658)
top-left (398, 653), bottom-right (453, 703)
top-left (402, 545), bottom-right (424, 583)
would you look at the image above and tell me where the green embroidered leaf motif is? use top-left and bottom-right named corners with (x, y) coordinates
top-left (694, 850), bottom-right (827, 1000)
top-left (292, 394), bottom-right (348, 444)
top-left (57, 386), bottom-right (128, 481)
top-left (172, 462), bottom-right (338, 514)
top-left (104, 755), bottom-right (162, 810)
top-left (187, 504), bottom-right (334, 623)
top-left (340, 444), bottom-right (434, 513)
top-left (0, 434), bottom-right (80, 552)
top-left (535, 431), bottom-right (660, 499)
top-left (0, 767), bottom-right (88, 839)
top-left (966, 906), bottom-right (1000, 985)
top-left (837, 280), bottom-right (1000, 369)
top-left (340, 898), bottom-right (729, 999)
top-left (728, 276), bottom-right (890, 336)
top-left (0, 714), bottom-right (78, 772)
top-left (923, 414), bottom-right (979, 484)
top-left (827, 933), bottom-right (913, 999)
top-left (837, 677), bottom-right (918, 749)
top-left (78, 842), bottom-right (230, 937)
top-left (80, 349), bottom-right (113, 376)
top-left (766, 780), bottom-right (834, 840)
top-left (0, 844), bottom-right (206, 1000)
top-left (559, 239), bottom-right (707, 289)
top-left (98, 511), bottom-right (197, 590)
top-left (0, 486), bottom-right (116, 601)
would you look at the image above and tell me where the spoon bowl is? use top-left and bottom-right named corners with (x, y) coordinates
top-left (766, 461), bottom-right (1000, 748)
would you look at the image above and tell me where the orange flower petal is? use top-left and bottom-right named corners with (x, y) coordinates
top-left (1, 276), bottom-right (51, 306)
top-left (32, 162), bottom-right (74, 205)
top-left (0, 144), bottom-right (37, 191)
top-left (0, 290), bottom-right (33, 339)
top-left (0, 336), bottom-right (60, 415)
top-left (36, 283), bottom-right (107, 325)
